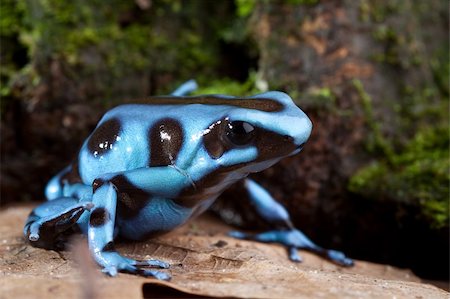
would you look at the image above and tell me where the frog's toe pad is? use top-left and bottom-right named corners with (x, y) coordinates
top-left (136, 269), bottom-right (171, 281)
top-left (326, 250), bottom-right (354, 267)
top-left (288, 247), bottom-right (303, 263)
top-left (228, 231), bottom-right (249, 239)
top-left (99, 254), bottom-right (171, 280)
top-left (28, 233), bottom-right (40, 242)
top-left (124, 263), bottom-right (171, 280)
top-left (102, 265), bottom-right (119, 277)
top-left (101, 263), bottom-right (171, 280)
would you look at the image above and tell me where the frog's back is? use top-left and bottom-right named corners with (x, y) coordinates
top-left (62, 92), bottom-right (310, 189)
top-left (77, 103), bottom-right (231, 184)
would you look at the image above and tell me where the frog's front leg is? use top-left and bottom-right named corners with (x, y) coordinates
top-left (24, 197), bottom-right (94, 249)
top-left (229, 179), bottom-right (353, 266)
top-left (88, 179), bottom-right (170, 280)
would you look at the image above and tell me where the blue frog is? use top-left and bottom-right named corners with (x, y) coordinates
top-left (24, 80), bottom-right (353, 280)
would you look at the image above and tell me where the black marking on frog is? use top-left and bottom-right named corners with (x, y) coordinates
top-left (89, 208), bottom-right (110, 227)
top-left (111, 175), bottom-right (152, 219)
top-left (138, 96), bottom-right (285, 112)
top-left (102, 241), bottom-right (116, 252)
top-left (149, 118), bottom-right (183, 166)
top-left (88, 118), bottom-right (122, 157)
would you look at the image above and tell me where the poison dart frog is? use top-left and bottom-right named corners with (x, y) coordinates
top-left (24, 80), bottom-right (353, 280)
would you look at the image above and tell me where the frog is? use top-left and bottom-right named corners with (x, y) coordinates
top-left (24, 80), bottom-right (353, 281)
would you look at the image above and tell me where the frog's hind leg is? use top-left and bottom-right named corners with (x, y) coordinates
top-left (24, 197), bottom-right (94, 250)
top-left (88, 181), bottom-right (170, 280)
top-left (45, 166), bottom-right (71, 200)
top-left (45, 163), bottom-right (82, 200)
top-left (228, 179), bottom-right (353, 267)
top-left (170, 79), bottom-right (198, 96)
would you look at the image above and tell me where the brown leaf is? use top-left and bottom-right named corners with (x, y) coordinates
top-left (0, 205), bottom-right (447, 299)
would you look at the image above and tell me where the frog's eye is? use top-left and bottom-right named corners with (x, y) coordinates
top-left (226, 121), bottom-right (255, 146)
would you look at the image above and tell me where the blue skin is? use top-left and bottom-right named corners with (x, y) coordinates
top-left (24, 80), bottom-right (353, 281)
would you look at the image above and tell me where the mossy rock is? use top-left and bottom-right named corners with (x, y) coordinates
top-left (349, 126), bottom-right (450, 229)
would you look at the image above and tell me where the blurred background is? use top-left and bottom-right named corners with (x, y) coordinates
top-left (1, 0), bottom-right (448, 284)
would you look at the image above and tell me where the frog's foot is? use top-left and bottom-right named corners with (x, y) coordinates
top-left (96, 251), bottom-right (171, 281)
top-left (24, 200), bottom-right (94, 249)
top-left (229, 229), bottom-right (353, 267)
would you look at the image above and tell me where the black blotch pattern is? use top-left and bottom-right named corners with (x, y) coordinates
top-left (149, 118), bottom-right (183, 166)
top-left (178, 127), bottom-right (298, 209)
top-left (176, 168), bottom-right (236, 208)
top-left (59, 161), bottom-right (82, 185)
top-left (111, 175), bottom-right (151, 219)
top-left (102, 241), bottom-right (115, 252)
top-left (89, 208), bottom-right (110, 227)
top-left (136, 96), bottom-right (284, 112)
top-left (92, 178), bottom-right (106, 193)
top-left (88, 118), bottom-right (121, 156)
top-left (254, 127), bottom-right (298, 161)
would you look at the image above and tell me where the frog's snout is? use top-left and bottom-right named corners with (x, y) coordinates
top-left (281, 113), bottom-right (312, 155)
top-left (297, 142), bottom-right (306, 150)
top-left (290, 118), bottom-right (312, 148)
top-left (283, 135), bottom-right (294, 143)
top-left (284, 134), bottom-right (305, 147)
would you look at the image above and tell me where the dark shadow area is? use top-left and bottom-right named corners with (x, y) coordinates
top-left (142, 283), bottom-right (237, 299)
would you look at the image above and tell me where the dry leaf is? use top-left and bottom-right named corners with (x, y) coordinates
top-left (0, 205), bottom-right (447, 299)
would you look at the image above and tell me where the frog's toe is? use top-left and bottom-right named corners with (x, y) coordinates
top-left (98, 252), bottom-right (171, 280)
top-left (25, 201), bottom-right (94, 247)
top-left (135, 259), bottom-right (170, 269)
top-left (228, 230), bottom-right (249, 239)
top-left (27, 221), bottom-right (49, 244)
top-left (137, 269), bottom-right (171, 281)
top-left (102, 265), bottom-right (119, 277)
top-left (121, 263), bottom-right (171, 280)
top-left (326, 250), bottom-right (354, 267)
top-left (228, 228), bottom-right (354, 267)
top-left (28, 232), bottom-right (40, 242)
top-left (288, 247), bottom-right (303, 263)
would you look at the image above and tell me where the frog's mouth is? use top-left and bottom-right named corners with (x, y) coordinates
top-left (241, 158), bottom-right (283, 173)
top-left (289, 142), bottom-right (306, 156)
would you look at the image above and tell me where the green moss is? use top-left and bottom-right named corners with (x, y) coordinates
top-left (9, 0), bottom-right (242, 101)
top-left (192, 73), bottom-right (259, 96)
top-left (285, 0), bottom-right (319, 5)
top-left (0, 0), bottom-right (30, 111)
top-left (349, 126), bottom-right (450, 229)
top-left (305, 87), bottom-right (335, 104)
top-left (358, 0), bottom-right (401, 23)
top-left (430, 46), bottom-right (450, 97)
top-left (235, 0), bottom-right (256, 18)
top-left (288, 86), bottom-right (337, 112)
top-left (366, 1), bottom-right (431, 71)
top-left (352, 79), bottom-right (395, 160)
top-left (370, 24), bottom-right (416, 68)
top-left (235, 0), bottom-right (317, 18)
top-left (350, 60), bottom-right (449, 229)
top-left (0, 0), bottom-right (25, 37)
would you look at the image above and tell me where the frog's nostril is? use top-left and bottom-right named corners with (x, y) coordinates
top-left (284, 135), bottom-right (294, 143)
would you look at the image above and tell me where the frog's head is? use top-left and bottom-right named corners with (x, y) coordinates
top-left (203, 91), bottom-right (312, 173)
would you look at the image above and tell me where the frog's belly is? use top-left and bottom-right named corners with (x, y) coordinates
top-left (116, 196), bottom-right (198, 240)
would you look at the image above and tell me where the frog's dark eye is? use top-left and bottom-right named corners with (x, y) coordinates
top-left (225, 121), bottom-right (255, 146)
